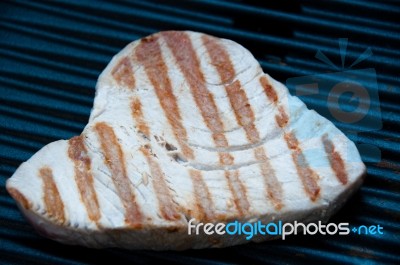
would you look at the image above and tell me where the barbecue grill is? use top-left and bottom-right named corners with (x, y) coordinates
top-left (0, 0), bottom-right (399, 264)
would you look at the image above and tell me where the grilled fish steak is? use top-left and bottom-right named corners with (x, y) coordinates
top-left (6, 31), bottom-right (366, 250)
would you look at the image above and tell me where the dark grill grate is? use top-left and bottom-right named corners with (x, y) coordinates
top-left (0, 0), bottom-right (399, 264)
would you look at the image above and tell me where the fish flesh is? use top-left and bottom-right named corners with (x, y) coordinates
top-left (6, 31), bottom-right (366, 250)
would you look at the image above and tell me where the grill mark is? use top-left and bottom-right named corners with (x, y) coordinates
top-left (131, 98), bottom-right (150, 138)
top-left (260, 76), bottom-right (278, 103)
top-left (203, 34), bottom-right (283, 210)
top-left (189, 169), bottom-right (214, 221)
top-left (68, 136), bottom-right (101, 223)
top-left (260, 76), bottom-right (321, 201)
top-left (140, 146), bottom-right (180, 221)
top-left (135, 36), bottom-right (194, 160)
top-left (225, 80), bottom-right (260, 143)
top-left (260, 76), bottom-right (288, 128)
top-left (322, 134), bottom-right (348, 185)
top-left (284, 132), bottom-right (320, 201)
top-left (131, 95), bottom-right (180, 221)
top-left (213, 133), bottom-right (230, 148)
top-left (226, 80), bottom-right (260, 143)
top-left (162, 32), bottom-right (225, 136)
top-left (225, 170), bottom-right (249, 215)
top-left (111, 57), bottom-right (135, 88)
top-left (135, 35), bottom-right (214, 220)
top-left (94, 122), bottom-right (142, 227)
top-left (39, 167), bottom-right (65, 223)
top-left (163, 31), bottom-right (249, 215)
top-left (219, 151), bottom-right (250, 216)
top-left (254, 147), bottom-right (283, 209)
top-left (275, 105), bottom-right (289, 128)
top-left (202, 36), bottom-right (235, 85)
top-left (7, 187), bottom-right (31, 210)
top-left (219, 152), bottom-right (234, 166)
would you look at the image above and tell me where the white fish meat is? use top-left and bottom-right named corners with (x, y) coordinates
top-left (6, 31), bottom-right (366, 250)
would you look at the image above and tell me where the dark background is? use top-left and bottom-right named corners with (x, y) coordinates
top-left (0, 0), bottom-right (399, 264)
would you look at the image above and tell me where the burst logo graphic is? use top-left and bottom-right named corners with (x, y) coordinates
top-left (286, 38), bottom-right (382, 163)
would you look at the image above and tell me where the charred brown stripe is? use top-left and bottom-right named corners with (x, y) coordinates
top-left (260, 76), bottom-right (288, 128)
top-left (163, 31), bottom-right (249, 215)
top-left (131, 98), bottom-right (150, 138)
top-left (254, 147), bottom-right (283, 209)
top-left (225, 80), bottom-right (260, 143)
top-left (111, 56), bottom-right (135, 88)
top-left (39, 167), bottom-right (65, 223)
top-left (140, 146), bottom-right (180, 221)
top-left (189, 169), bottom-right (214, 221)
top-left (261, 76), bottom-right (321, 200)
top-left (275, 105), bottom-right (289, 128)
top-left (162, 32), bottom-right (226, 136)
top-left (131, 99), bottom-right (183, 220)
top-left (225, 171), bottom-right (250, 214)
top-left (131, 98), bottom-right (187, 220)
top-left (7, 187), bottom-right (31, 210)
top-left (202, 34), bottom-right (283, 210)
top-left (219, 152), bottom-right (234, 165)
top-left (135, 36), bottom-right (194, 160)
top-left (284, 132), bottom-right (320, 201)
top-left (322, 134), bottom-right (348, 185)
top-left (220, 153), bottom-right (250, 215)
top-left (68, 136), bottom-right (101, 222)
top-left (94, 122), bottom-right (142, 227)
top-left (135, 35), bottom-right (215, 220)
top-left (260, 76), bottom-right (278, 104)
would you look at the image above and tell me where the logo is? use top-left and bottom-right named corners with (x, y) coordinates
top-left (188, 219), bottom-right (384, 240)
top-left (286, 38), bottom-right (382, 163)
